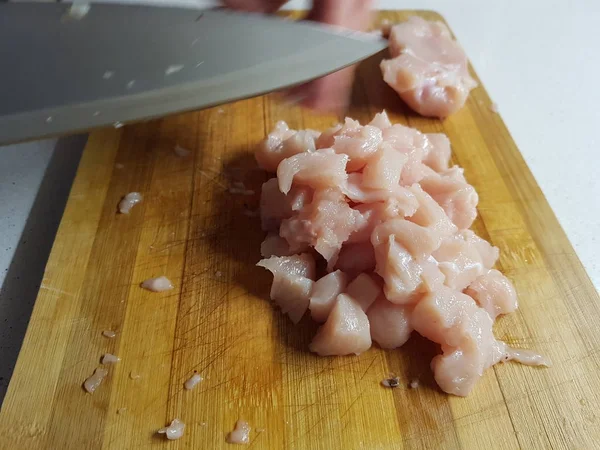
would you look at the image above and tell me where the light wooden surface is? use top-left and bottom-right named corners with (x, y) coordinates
top-left (1, 11), bottom-right (599, 450)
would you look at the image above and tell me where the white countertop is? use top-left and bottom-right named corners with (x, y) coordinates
top-left (1, 0), bottom-right (598, 399)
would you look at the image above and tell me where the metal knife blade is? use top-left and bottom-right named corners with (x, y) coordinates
top-left (0, 3), bottom-right (386, 145)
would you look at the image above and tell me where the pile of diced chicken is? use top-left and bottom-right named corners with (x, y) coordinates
top-left (255, 111), bottom-right (548, 397)
top-left (380, 17), bottom-right (478, 118)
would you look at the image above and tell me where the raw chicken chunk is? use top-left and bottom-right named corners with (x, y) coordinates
top-left (408, 184), bottom-right (457, 239)
top-left (256, 121), bottom-right (318, 172)
top-left (371, 218), bottom-right (442, 261)
top-left (368, 110), bottom-right (392, 130)
top-left (433, 230), bottom-right (499, 290)
top-left (374, 234), bottom-right (442, 304)
top-left (465, 269), bottom-right (518, 319)
top-left (380, 17), bottom-right (477, 118)
top-left (331, 120), bottom-right (383, 172)
top-left (423, 133), bottom-right (452, 172)
top-left (367, 295), bottom-right (413, 348)
top-left (309, 270), bottom-right (349, 323)
top-left (345, 273), bottom-right (381, 312)
top-left (260, 178), bottom-right (312, 231)
top-left (277, 148), bottom-right (348, 195)
top-left (309, 294), bottom-right (371, 356)
top-left (361, 143), bottom-right (407, 191)
top-left (343, 173), bottom-right (419, 217)
top-left (257, 254), bottom-right (315, 323)
top-left (412, 287), bottom-right (502, 395)
top-left (420, 167), bottom-right (478, 230)
top-left (260, 232), bottom-right (294, 258)
top-left (335, 242), bottom-right (376, 277)
top-left (280, 189), bottom-right (365, 269)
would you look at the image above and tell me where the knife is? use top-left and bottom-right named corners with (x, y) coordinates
top-left (0, 3), bottom-right (386, 145)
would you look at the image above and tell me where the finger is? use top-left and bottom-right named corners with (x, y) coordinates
top-left (298, 66), bottom-right (357, 114)
top-left (221, 0), bottom-right (287, 13)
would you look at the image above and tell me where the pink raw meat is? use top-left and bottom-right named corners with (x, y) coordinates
top-left (345, 273), bottom-right (381, 312)
top-left (380, 17), bottom-right (477, 118)
top-left (309, 270), bottom-right (349, 323)
top-left (465, 269), bottom-right (518, 319)
top-left (260, 178), bottom-right (312, 231)
top-left (277, 148), bottom-right (348, 195)
top-left (433, 230), bottom-right (499, 290)
top-left (367, 295), bottom-right (413, 348)
top-left (256, 121), bottom-right (318, 172)
top-left (257, 254), bottom-right (315, 323)
top-left (279, 189), bottom-right (365, 269)
top-left (253, 111), bottom-right (549, 396)
top-left (335, 241), bottom-right (376, 277)
top-left (309, 294), bottom-right (372, 356)
top-left (330, 118), bottom-right (383, 172)
top-left (420, 167), bottom-right (479, 230)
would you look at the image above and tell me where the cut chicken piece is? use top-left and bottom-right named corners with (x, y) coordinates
top-left (433, 230), bottom-right (498, 291)
top-left (309, 294), bottom-right (372, 356)
top-left (408, 184), bottom-right (457, 239)
top-left (268, 274), bottom-right (313, 324)
top-left (373, 235), bottom-right (423, 304)
top-left (465, 269), bottom-right (518, 319)
top-left (368, 110), bottom-right (392, 129)
top-left (362, 143), bottom-right (407, 191)
top-left (257, 254), bottom-right (316, 323)
top-left (382, 123), bottom-right (428, 154)
top-left (381, 17), bottom-right (477, 118)
top-left (256, 121), bottom-right (318, 172)
top-left (332, 121), bottom-right (383, 172)
top-left (260, 232), bottom-right (294, 258)
top-left (412, 287), bottom-right (500, 395)
top-left (335, 242), bottom-right (377, 277)
top-left (345, 273), bottom-right (381, 312)
top-left (423, 133), bottom-right (452, 172)
top-left (256, 254), bottom-right (316, 280)
top-left (420, 167), bottom-right (478, 230)
top-left (343, 173), bottom-right (419, 217)
top-left (279, 189), bottom-right (365, 269)
top-left (277, 148), bottom-right (348, 195)
top-left (315, 124), bottom-right (342, 149)
top-left (309, 270), bottom-right (349, 323)
top-left (367, 295), bottom-right (413, 348)
top-left (348, 203), bottom-right (389, 244)
top-left (260, 178), bottom-right (312, 231)
top-left (118, 192), bottom-right (142, 214)
top-left (371, 218), bottom-right (442, 261)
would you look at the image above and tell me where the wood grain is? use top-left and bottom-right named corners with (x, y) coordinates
top-left (1, 11), bottom-right (599, 450)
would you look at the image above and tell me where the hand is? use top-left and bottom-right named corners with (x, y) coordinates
top-left (223, 0), bottom-right (374, 113)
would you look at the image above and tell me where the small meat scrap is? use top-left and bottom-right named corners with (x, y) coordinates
top-left (129, 371), bottom-right (141, 380)
top-left (184, 373), bottom-right (203, 390)
top-left (140, 276), bottom-right (173, 292)
top-left (158, 419), bottom-right (185, 440)
top-left (102, 330), bottom-right (116, 338)
top-left (380, 17), bottom-right (477, 118)
top-left (381, 376), bottom-right (400, 388)
top-left (101, 353), bottom-right (120, 364)
top-left (226, 419), bottom-right (251, 445)
top-left (83, 367), bottom-right (108, 393)
top-left (409, 379), bottom-right (419, 389)
top-left (118, 192), bottom-right (142, 214)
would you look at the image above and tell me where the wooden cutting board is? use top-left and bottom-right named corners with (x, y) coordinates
top-left (1, 10), bottom-right (599, 450)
